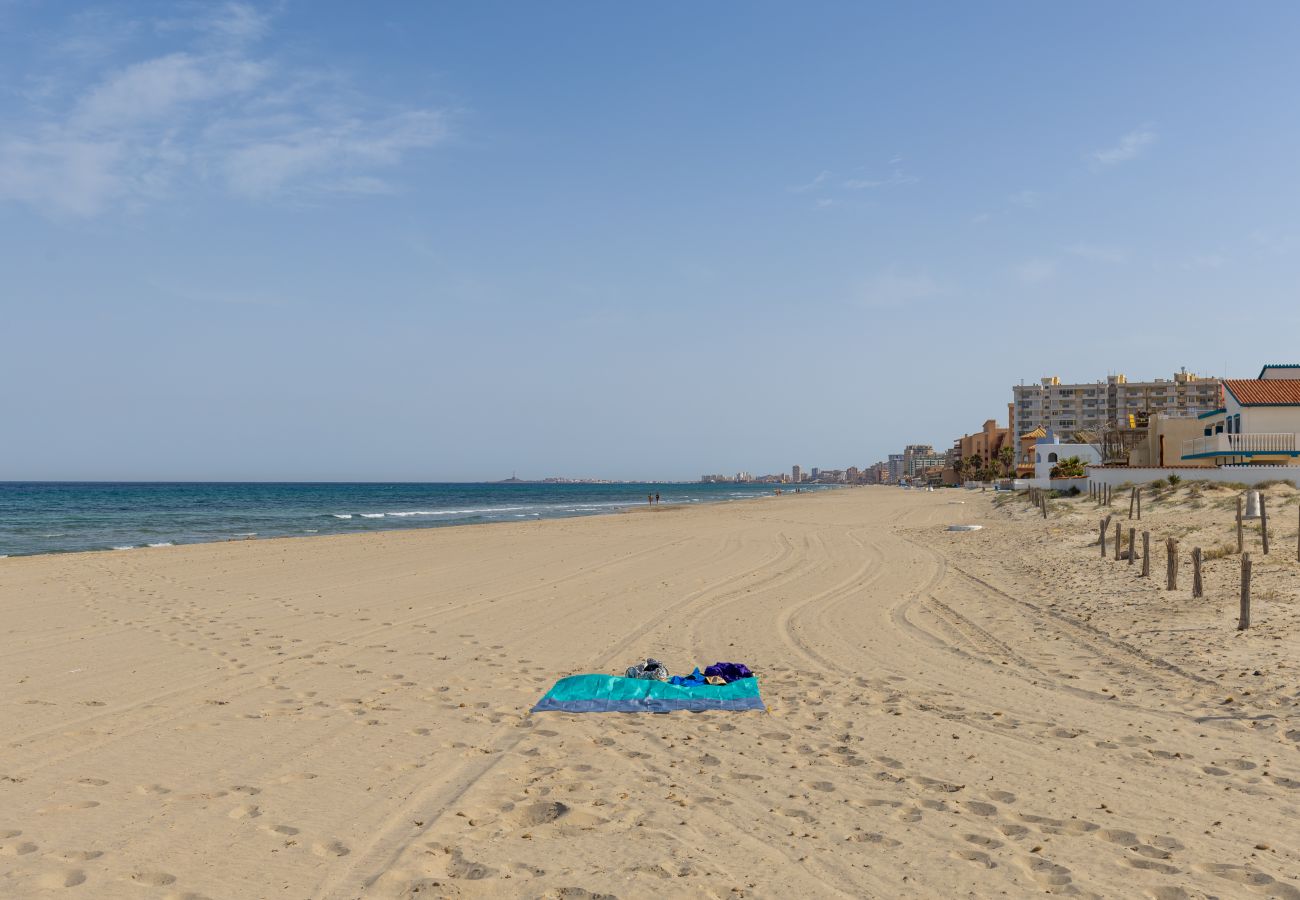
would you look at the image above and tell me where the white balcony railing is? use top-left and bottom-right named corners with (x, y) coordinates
top-left (1182, 433), bottom-right (1297, 458)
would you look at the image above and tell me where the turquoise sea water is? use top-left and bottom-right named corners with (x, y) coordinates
top-left (0, 482), bottom-right (827, 557)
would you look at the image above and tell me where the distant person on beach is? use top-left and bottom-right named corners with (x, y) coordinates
top-left (655, 492), bottom-right (660, 505)
top-left (648, 494), bottom-right (653, 506)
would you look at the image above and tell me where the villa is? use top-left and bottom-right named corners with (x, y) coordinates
top-left (1181, 364), bottom-right (1300, 466)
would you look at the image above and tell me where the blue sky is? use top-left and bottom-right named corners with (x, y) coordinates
top-left (4, 1), bottom-right (1300, 480)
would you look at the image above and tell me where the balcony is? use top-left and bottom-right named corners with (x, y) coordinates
top-left (1182, 433), bottom-right (1297, 459)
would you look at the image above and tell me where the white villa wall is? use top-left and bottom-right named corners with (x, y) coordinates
top-left (1240, 406), bottom-right (1300, 433)
top-left (1033, 442), bottom-right (1101, 481)
top-left (1086, 466), bottom-right (1300, 489)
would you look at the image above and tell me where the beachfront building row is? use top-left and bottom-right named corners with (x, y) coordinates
top-left (1010, 370), bottom-right (1220, 448)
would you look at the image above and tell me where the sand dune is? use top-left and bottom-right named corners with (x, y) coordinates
top-left (2, 487), bottom-right (1299, 898)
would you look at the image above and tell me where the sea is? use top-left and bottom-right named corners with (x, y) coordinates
top-left (0, 482), bottom-right (829, 558)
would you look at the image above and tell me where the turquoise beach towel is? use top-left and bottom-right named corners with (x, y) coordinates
top-left (532, 674), bottom-right (764, 713)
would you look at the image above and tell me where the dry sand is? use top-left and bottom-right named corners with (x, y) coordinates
top-left (1, 486), bottom-right (1298, 898)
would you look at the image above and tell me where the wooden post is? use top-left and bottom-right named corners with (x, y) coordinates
top-left (1238, 553), bottom-right (1251, 630)
top-left (1129, 487), bottom-right (1135, 519)
top-left (1166, 538), bottom-right (1178, 590)
top-left (1128, 527), bottom-right (1136, 565)
top-left (1260, 494), bottom-right (1269, 555)
top-left (1099, 520), bottom-right (1107, 557)
top-left (1115, 521), bottom-right (1122, 560)
top-left (1192, 547), bottom-right (1203, 598)
top-left (1041, 494), bottom-right (1047, 518)
top-left (1136, 488), bottom-right (1141, 520)
top-left (1237, 496), bottom-right (1244, 554)
top-left (1141, 531), bottom-right (1151, 577)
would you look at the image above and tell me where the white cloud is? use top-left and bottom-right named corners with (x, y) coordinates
top-left (1065, 242), bottom-right (1126, 263)
top-left (223, 111), bottom-right (446, 197)
top-left (842, 169), bottom-right (918, 190)
top-left (789, 170), bottom-right (830, 193)
top-left (1092, 126), bottom-right (1156, 166)
top-left (0, 137), bottom-right (123, 217)
top-left (1009, 189), bottom-right (1041, 208)
top-left (1013, 258), bottom-right (1057, 284)
top-left (860, 270), bottom-right (942, 309)
top-left (0, 5), bottom-right (449, 218)
top-left (74, 53), bottom-right (267, 129)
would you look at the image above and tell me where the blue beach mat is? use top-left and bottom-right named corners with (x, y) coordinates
top-left (532, 674), bottom-right (765, 713)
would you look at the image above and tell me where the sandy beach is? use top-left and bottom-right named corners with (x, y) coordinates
top-left (2, 486), bottom-right (1299, 899)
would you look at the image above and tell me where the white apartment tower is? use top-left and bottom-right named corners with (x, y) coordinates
top-left (1012, 369), bottom-right (1221, 438)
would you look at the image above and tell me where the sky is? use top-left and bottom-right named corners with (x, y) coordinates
top-left (4, 1), bottom-right (1300, 481)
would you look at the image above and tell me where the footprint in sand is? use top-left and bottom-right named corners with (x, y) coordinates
top-left (964, 834), bottom-right (1003, 849)
top-left (848, 832), bottom-right (901, 847)
top-left (311, 839), bottom-right (350, 858)
top-left (39, 801), bottom-right (99, 813)
top-left (0, 839), bottom-right (38, 856)
top-left (1126, 856), bottom-right (1180, 875)
top-left (76, 778), bottom-right (108, 787)
top-left (37, 869), bottom-right (86, 889)
top-left (1018, 856), bottom-right (1072, 888)
top-left (228, 804), bottom-right (260, 820)
top-left (963, 801), bottom-right (998, 817)
top-left (951, 849), bottom-right (996, 868)
top-left (1192, 862), bottom-right (1300, 895)
top-left (126, 870), bottom-right (176, 887)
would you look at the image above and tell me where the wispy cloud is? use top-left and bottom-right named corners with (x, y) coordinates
top-left (1092, 125), bottom-right (1156, 166)
top-left (0, 3), bottom-right (450, 218)
top-left (1013, 258), bottom-right (1057, 284)
top-left (791, 158), bottom-right (918, 201)
top-left (1065, 242), bottom-right (1126, 263)
top-left (789, 170), bottom-right (830, 193)
top-left (860, 270), bottom-right (942, 309)
top-left (1009, 189), bottom-right (1041, 209)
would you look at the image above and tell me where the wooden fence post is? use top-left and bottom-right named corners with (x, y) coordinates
top-left (1192, 547), bottom-right (1203, 598)
top-left (1136, 488), bottom-right (1141, 520)
top-left (1238, 553), bottom-right (1251, 630)
top-left (1129, 487), bottom-right (1136, 519)
top-left (1166, 538), bottom-right (1178, 590)
top-left (1129, 527), bottom-right (1136, 565)
top-left (1099, 520), bottom-right (1107, 557)
top-left (1141, 531), bottom-right (1151, 577)
top-left (1115, 521), bottom-right (1122, 560)
top-left (1237, 496), bottom-right (1244, 554)
top-left (1260, 494), bottom-right (1269, 555)
top-left (1041, 494), bottom-right (1048, 518)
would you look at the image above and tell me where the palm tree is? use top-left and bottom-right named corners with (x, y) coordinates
top-left (997, 445), bottom-right (1016, 477)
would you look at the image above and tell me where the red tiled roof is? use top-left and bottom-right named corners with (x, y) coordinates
top-left (1224, 378), bottom-right (1300, 406)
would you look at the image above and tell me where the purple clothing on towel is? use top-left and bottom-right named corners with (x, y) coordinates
top-left (703, 662), bottom-right (753, 683)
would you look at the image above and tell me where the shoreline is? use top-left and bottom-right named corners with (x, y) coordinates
top-left (0, 481), bottom-right (824, 560)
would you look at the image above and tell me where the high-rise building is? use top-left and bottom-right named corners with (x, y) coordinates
top-left (1012, 370), bottom-right (1220, 440)
top-left (887, 454), bottom-right (905, 483)
top-left (791, 465), bottom-right (801, 484)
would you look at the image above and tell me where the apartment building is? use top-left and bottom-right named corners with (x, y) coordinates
top-left (1011, 369), bottom-right (1221, 440)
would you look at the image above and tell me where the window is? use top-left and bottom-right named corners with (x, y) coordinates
top-left (1036, 452), bottom-right (1042, 462)
top-left (1048, 452), bottom-right (1058, 463)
